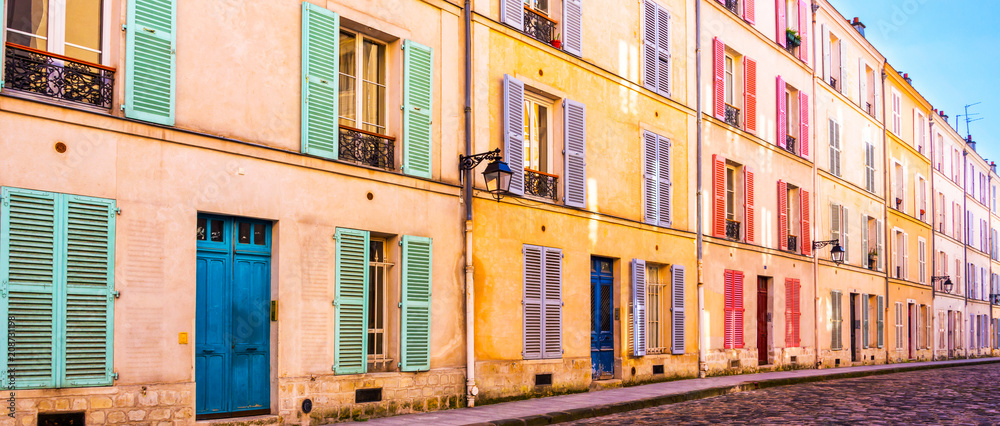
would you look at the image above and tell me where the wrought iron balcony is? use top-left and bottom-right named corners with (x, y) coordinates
top-left (523, 7), bottom-right (558, 47)
top-left (784, 135), bottom-right (797, 155)
top-left (726, 219), bottom-right (741, 241)
top-left (991, 294), bottom-right (1000, 305)
top-left (724, 104), bottom-right (741, 128)
top-left (525, 169), bottom-right (559, 201)
top-left (829, 77), bottom-right (838, 90)
top-left (3, 42), bottom-right (114, 109)
top-left (724, 0), bottom-right (740, 15)
top-left (787, 235), bottom-right (798, 253)
top-left (866, 102), bottom-right (873, 116)
top-left (338, 126), bottom-right (395, 170)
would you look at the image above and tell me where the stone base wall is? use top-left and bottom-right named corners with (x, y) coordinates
top-left (704, 347), bottom-right (816, 375)
top-left (621, 353), bottom-right (698, 385)
top-left (278, 368), bottom-right (466, 424)
top-left (473, 358), bottom-right (590, 404)
top-left (0, 384), bottom-right (194, 426)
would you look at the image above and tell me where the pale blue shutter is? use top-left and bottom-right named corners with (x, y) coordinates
top-left (301, 2), bottom-right (340, 159)
top-left (334, 228), bottom-right (368, 374)
top-left (631, 259), bottom-right (646, 356)
top-left (522, 245), bottom-right (543, 359)
top-left (643, 131), bottom-right (658, 225)
top-left (670, 265), bottom-right (685, 354)
top-left (542, 247), bottom-right (563, 358)
top-left (658, 135), bottom-right (672, 227)
top-left (876, 295), bottom-right (884, 348)
top-left (563, 100), bottom-right (586, 208)
top-left (1, 188), bottom-right (58, 388)
top-left (504, 75), bottom-right (525, 195)
top-left (642, 1), bottom-right (657, 92)
top-left (500, 0), bottom-right (524, 29)
top-left (402, 40), bottom-right (433, 179)
top-left (60, 195), bottom-right (116, 387)
top-left (400, 236), bottom-right (432, 372)
top-left (124, 0), bottom-right (177, 125)
top-left (562, 0), bottom-right (583, 56)
top-left (862, 294), bottom-right (869, 348)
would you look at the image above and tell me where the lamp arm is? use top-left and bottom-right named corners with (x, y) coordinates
top-left (460, 148), bottom-right (502, 171)
top-left (811, 239), bottom-right (840, 249)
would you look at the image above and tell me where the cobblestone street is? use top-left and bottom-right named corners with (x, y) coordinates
top-left (568, 364), bottom-right (1000, 425)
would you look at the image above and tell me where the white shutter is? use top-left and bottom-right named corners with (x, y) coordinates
top-left (862, 294), bottom-right (870, 348)
top-left (500, 0), bottom-right (524, 29)
top-left (903, 233), bottom-right (909, 280)
top-left (643, 131), bottom-right (658, 225)
top-left (562, 0), bottom-right (583, 56)
top-left (563, 99), bottom-right (587, 208)
top-left (838, 41), bottom-right (845, 93)
top-left (831, 203), bottom-right (841, 242)
top-left (877, 295), bottom-right (884, 348)
top-left (670, 264), bottom-right (686, 355)
top-left (858, 59), bottom-right (867, 108)
top-left (842, 206), bottom-right (850, 263)
top-left (822, 27), bottom-right (830, 82)
top-left (522, 245), bottom-right (543, 359)
top-left (918, 238), bottom-right (926, 284)
top-left (503, 75), bottom-right (525, 195)
top-left (543, 247), bottom-right (563, 358)
top-left (891, 230), bottom-right (898, 277)
top-left (632, 259), bottom-right (647, 356)
top-left (642, 0), bottom-right (658, 92)
top-left (862, 215), bottom-right (869, 268)
top-left (877, 219), bottom-right (885, 271)
top-left (658, 135), bottom-right (672, 227)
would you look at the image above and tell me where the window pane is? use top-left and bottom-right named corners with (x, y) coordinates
top-left (196, 217), bottom-right (207, 241)
top-left (65, 0), bottom-right (102, 63)
top-left (724, 56), bottom-right (733, 105)
top-left (238, 222), bottom-right (251, 244)
top-left (6, 0), bottom-right (48, 50)
top-left (253, 224), bottom-right (266, 245)
top-left (210, 220), bottom-right (224, 242)
top-left (339, 32), bottom-right (357, 126)
top-left (361, 40), bottom-right (385, 84)
top-left (362, 82), bottom-right (385, 134)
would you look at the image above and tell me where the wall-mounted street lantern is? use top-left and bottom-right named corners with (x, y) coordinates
top-left (932, 276), bottom-right (954, 293)
top-left (812, 240), bottom-right (845, 265)
top-left (460, 148), bottom-right (512, 201)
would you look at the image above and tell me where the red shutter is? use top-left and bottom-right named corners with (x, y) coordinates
top-left (713, 37), bottom-right (725, 119)
top-left (744, 57), bottom-right (757, 133)
top-left (778, 180), bottom-right (788, 251)
top-left (743, 0), bottom-right (755, 24)
top-left (724, 270), bottom-right (735, 349)
top-left (792, 279), bottom-right (801, 347)
top-left (799, 92), bottom-right (809, 157)
top-left (734, 271), bottom-right (745, 348)
top-left (777, 76), bottom-right (786, 149)
top-left (775, 0), bottom-right (786, 47)
top-left (801, 188), bottom-right (812, 256)
top-left (713, 154), bottom-right (727, 237)
top-left (745, 167), bottom-right (755, 243)
top-left (797, 0), bottom-right (808, 63)
top-left (785, 278), bottom-right (794, 347)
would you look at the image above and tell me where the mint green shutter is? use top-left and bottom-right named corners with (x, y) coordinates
top-left (402, 40), bottom-right (433, 179)
top-left (60, 195), bottom-right (116, 387)
top-left (124, 0), bottom-right (177, 125)
top-left (400, 236), bottom-right (432, 371)
top-left (301, 2), bottom-right (339, 159)
top-left (1, 188), bottom-right (58, 389)
top-left (334, 228), bottom-right (368, 374)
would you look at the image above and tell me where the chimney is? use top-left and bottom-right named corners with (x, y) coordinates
top-left (903, 73), bottom-right (912, 85)
top-left (991, 162), bottom-right (996, 173)
top-left (852, 17), bottom-right (866, 37)
top-left (940, 110), bottom-right (949, 122)
top-left (967, 135), bottom-right (976, 152)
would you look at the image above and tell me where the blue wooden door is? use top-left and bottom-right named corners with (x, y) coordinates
top-left (196, 215), bottom-right (271, 417)
top-left (591, 258), bottom-right (614, 379)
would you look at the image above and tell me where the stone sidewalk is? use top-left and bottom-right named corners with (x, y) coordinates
top-left (347, 358), bottom-right (1000, 425)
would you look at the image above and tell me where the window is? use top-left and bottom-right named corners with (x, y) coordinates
top-left (641, 264), bottom-right (684, 355)
top-left (523, 245), bottom-right (563, 360)
top-left (861, 64), bottom-right (874, 116)
top-left (712, 156), bottom-right (751, 242)
top-left (828, 119), bottom-right (841, 177)
top-left (895, 302), bottom-right (905, 350)
top-left (893, 162), bottom-right (904, 210)
top-left (776, 77), bottom-right (806, 158)
top-left (917, 177), bottom-right (927, 221)
top-left (861, 215), bottom-right (883, 271)
top-left (918, 237), bottom-right (926, 284)
top-left (825, 33), bottom-right (843, 91)
top-left (644, 130), bottom-right (673, 227)
top-left (893, 230), bottom-right (906, 279)
top-left (339, 32), bottom-right (387, 135)
top-left (865, 142), bottom-right (876, 193)
top-left (936, 133), bottom-right (944, 171)
top-left (915, 111), bottom-right (927, 154)
top-left (890, 89), bottom-right (902, 135)
top-left (643, 0), bottom-right (671, 97)
top-left (726, 165), bottom-right (736, 220)
top-left (778, 181), bottom-right (808, 254)
top-left (504, 0), bottom-right (582, 55)
top-left (712, 39), bottom-right (742, 128)
top-left (645, 265), bottom-right (665, 353)
top-left (830, 203), bottom-right (849, 263)
top-left (724, 55), bottom-right (735, 105)
top-left (723, 270), bottom-right (745, 349)
top-left (367, 239), bottom-right (392, 369)
top-left (524, 0), bottom-right (549, 14)
top-left (938, 193), bottom-right (946, 233)
top-left (0, 187), bottom-right (116, 388)
top-left (524, 94), bottom-right (553, 174)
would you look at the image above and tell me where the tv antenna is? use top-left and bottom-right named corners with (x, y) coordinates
top-left (955, 102), bottom-right (983, 139)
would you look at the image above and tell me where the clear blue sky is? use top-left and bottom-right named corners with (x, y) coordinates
top-left (829, 0), bottom-right (1000, 163)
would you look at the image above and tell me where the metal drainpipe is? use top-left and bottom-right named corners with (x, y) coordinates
top-left (929, 117), bottom-right (937, 360)
top-left (695, 0), bottom-right (706, 377)
top-left (989, 173), bottom-right (994, 356)
top-left (963, 147), bottom-right (969, 359)
top-left (810, 2), bottom-right (820, 369)
top-left (463, 0), bottom-right (478, 407)
top-left (881, 69), bottom-right (889, 363)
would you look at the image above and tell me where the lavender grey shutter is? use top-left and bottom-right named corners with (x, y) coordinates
top-left (671, 264), bottom-right (686, 354)
top-left (564, 99), bottom-right (586, 208)
top-left (643, 131), bottom-right (658, 225)
top-left (632, 259), bottom-right (647, 356)
top-left (522, 245), bottom-right (543, 359)
top-left (543, 247), bottom-right (563, 358)
top-left (876, 295), bottom-right (884, 348)
top-left (642, 0), bottom-right (657, 92)
top-left (656, 6), bottom-right (671, 96)
top-left (500, 0), bottom-right (523, 30)
top-left (563, 0), bottom-right (583, 56)
top-left (504, 74), bottom-right (525, 195)
top-left (658, 135), bottom-right (672, 226)
top-left (862, 293), bottom-right (869, 348)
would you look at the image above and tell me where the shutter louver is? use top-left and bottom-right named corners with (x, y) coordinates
top-left (712, 155), bottom-right (726, 237)
top-left (671, 265), bottom-right (685, 355)
top-left (776, 76), bottom-right (787, 149)
top-left (743, 0), bottom-right (755, 24)
top-left (799, 92), bottom-right (809, 157)
top-left (500, 0), bottom-right (524, 29)
top-left (562, 0), bottom-right (583, 56)
top-left (642, 1), bottom-right (657, 92)
top-left (744, 57), bottom-right (757, 132)
top-left (522, 245), bottom-right (543, 359)
top-left (877, 295), bottom-right (884, 348)
top-left (821, 26), bottom-right (830, 82)
top-left (842, 206), bottom-right (849, 262)
top-left (656, 7), bottom-right (671, 96)
top-left (797, 0), bottom-right (808, 63)
top-left (713, 38), bottom-right (725, 119)
top-left (124, 0), bottom-right (177, 125)
top-left (859, 60), bottom-right (867, 111)
top-left (734, 271), bottom-right (745, 348)
top-left (300, 3), bottom-right (340, 159)
top-left (334, 228), bottom-right (369, 374)
top-left (658, 135), bottom-right (672, 227)
top-left (861, 294), bottom-right (869, 348)
top-left (801, 189), bottom-right (811, 256)
top-left (877, 220), bottom-right (885, 271)
top-left (745, 167), bottom-right (755, 243)
top-left (504, 75), bottom-right (526, 195)
top-left (400, 236), bottom-right (432, 372)
top-left (402, 40), bottom-right (434, 179)
top-left (778, 180), bottom-right (788, 251)
top-left (643, 131), bottom-right (658, 225)
top-left (724, 270), bottom-right (735, 349)
top-left (831, 203), bottom-right (841, 245)
top-left (785, 279), bottom-right (794, 347)
top-left (831, 291), bottom-right (842, 350)
top-left (775, 0), bottom-right (786, 47)
top-left (632, 259), bottom-right (646, 357)
top-left (542, 247), bottom-right (563, 359)
top-left (563, 100), bottom-right (587, 208)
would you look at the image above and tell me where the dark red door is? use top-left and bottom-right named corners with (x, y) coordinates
top-left (757, 278), bottom-right (768, 365)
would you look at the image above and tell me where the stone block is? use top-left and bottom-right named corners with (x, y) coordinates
top-left (92, 397), bottom-right (114, 409)
top-left (161, 391), bottom-right (177, 406)
top-left (72, 398), bottom-right (87, 411)
top-left (148, 409), bottom-right (170, 420)
top-left (106, 411), bottom-right (127, 424)
top-left (428, 375), bottom-right (439, 385)
top-left (18, 416), bottom-right (33, 426)
top-left (114, 394), bottom-right (134, 408)
top-left (37, 400), bottom-right (53, 411)
top-left (173, 407), bottom-right (193, 420)
top-left (55, 399), bottom-right (70, 411)
top-left (127, 410), bottom-right (146, 421)
top-left (156, 423), bottom-right (173, 426)
top-left (178, 391), bottom-right (192, 405)
top-left (89, 411), bottom-right (106, 424)
top-left (14, 400), bottom-right (33, 410)
top-left (138, 391), bottom-right (158, 407)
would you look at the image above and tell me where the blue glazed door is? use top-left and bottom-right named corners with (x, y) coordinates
top-left (196, 216), bottom-right (271, 417)
top-left (591, 257), bottom-right (615, 379)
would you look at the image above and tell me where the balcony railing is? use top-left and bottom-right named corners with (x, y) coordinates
top-left (338, 126), bottom-right (395, 170)
top-left (724, 0), bottom-right (740, 15)
top-left (726, 219), bottom-right (741, 241)
top-left (525, 169), bottom-right (558, 201)
top-left (523, 7), bottom-right (558, 47)
top-left (866, 102), bottom-right (873, 116)
top-left (787, 235), bottom-right (798, 253)
top-left (829, 77), bottom-right (838, 90)
top-left (784, 135), bottom-right (797, 155)
top-left (4, 42), bottom-right (114, 109)
top-left (724, 104), bottom-right (741, 128)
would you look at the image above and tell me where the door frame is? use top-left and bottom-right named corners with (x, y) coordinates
top-left (757, 277), bottom-right (770, 366)
top-left (590, 257), bottom-right (615, 380)
top-left (849, 293), bottom-right (858, 362)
